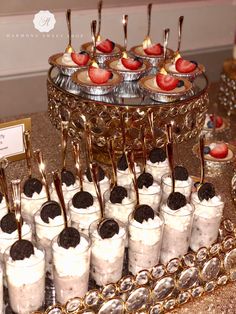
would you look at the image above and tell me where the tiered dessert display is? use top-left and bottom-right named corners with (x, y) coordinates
top-left (0, 2), bottom-right (226, 313)
top-left (48, 4), bottom-right (209, 163)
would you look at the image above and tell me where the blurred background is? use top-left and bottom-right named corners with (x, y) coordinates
top-left (0, 0), bottom-right (235, 117)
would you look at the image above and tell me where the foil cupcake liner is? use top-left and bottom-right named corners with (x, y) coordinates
top-left (72, 68), bottom-right (123, 96)
top-left (48, 53), bottom-right (86, 77)
top-left (81, 42), bottom-right (123, 65)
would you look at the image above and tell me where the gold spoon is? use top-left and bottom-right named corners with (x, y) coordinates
top-left (144, 3), bottom-right (152, 46)
top-left (11, 179), bottom-right (22, 240)
top-left (91, 163), bottom-right (104, 218)
top-left (65, 9), bottom-right (74, 53)
top-left (53, 171), bottom-right (68, 228)
top-left (166, 141), bottom-right (175, 193)
top-left (34, 149), bottom-right (51, 201)
top-left (122, 14), bottom-right (128, 53)
top-left (23, 131), bottom-right (32, 178)
top-left (108, 139), bottom-right (117, 187)
top-left (61, 121), bottom-right (69, 171)
top-left (72, 141), bottom-right (84, 191)
top-left (91, 20), bottom-right (98, 64)
top-left (163, 28), bottom-right (170, 63)
top-left (97, 0), bottom-right (103, 42)
top-left (126, 151), bottom-right (139, 206)
top-left (199, 134), bottom-right (205, 185)
top-left (175, 16), bottom-right (184, 58)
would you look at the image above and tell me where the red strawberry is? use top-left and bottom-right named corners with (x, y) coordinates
top-left (88, 66), bottom-right (112, 84)
top-left (209, 143), bottom-right (228, 159)
top-left (156, 73), bottom-right (179, 91)
top-left (121, 57), bottom-right (142, 70)
top-left (144, 43), bottom-right (163, 56)
top-left (209, 115), bottom-right (223, 128)
top-left (96, 39), bottom-right (115, 53)
top-left (71, 51), bottom-right (90, 66)
top-left (175, 58), bottom-right (197, 73)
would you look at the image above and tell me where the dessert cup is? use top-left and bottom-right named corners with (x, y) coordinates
top-left (21, 188), bottom-right (48, 226)
top-left (69, 197), bottom-right (101, 236)
top-left (51, 180), bottom-right (80, 207)
top-left (190, 192), bottom-right (224, 252)
top-left (81, 42), bottom-right (123, 64)
top-left (146, 159), bottom-right (169, 183)
top-left (34, 210), bottom-right (71, 275)
top-left (89, 219), bottom-right (126, 286)
top-left (117, 164), bottom-right (141, 187)
top-left (132, 181), bottom-right (162, 211)
top-left (202, 114), bottom-right (230, 137)
top-left (83, 175), bottom-right (110, 198)
top-left (106, 58), bottom-right (151, 81)
top-left (139, 75), bottom-right (193, 103)
top-left (52, 233), bottom-right (91, 304)
top-left (72, 68), bottom-right (123, 95)
top-left (161, 173), bottom-right (193, 203)
top-left (4, 244), bottom-right (45, 314)
top-left (164, 60), bottom-right (205, 80)
top-left (160, 202), bottom-right (194, 264)
top-left (104, 187), bottom-right (136, 225)
top-left (0, 222), bottom-right (32, 262)
top-left (128, 213), bottom-right (164, 275)
top-left (130, 45), bottom-right (173, 67)
top-left (48, 52), bottom-right (88, 76)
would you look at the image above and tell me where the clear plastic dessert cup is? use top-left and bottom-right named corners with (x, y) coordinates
top-left (117, 166), bottom-right (141, 187)
top-left (52, 233), bottom-right (91, 304)
top-left (83, 175), bottom-right (110, 198)
top-left (161, 173), bottom-right (193, 203)
top-left (190, 192), bottom-right (224, 252)
top-left (160, 202), bottom-right (194, 265)
top-left (34, 209), bottom-right (71, 275)
top-left (68, 197), bottom-right (101, 236)
top-left (4, 244), bottom-right (45, 314)
top-left (128, 213), bottom-right (164, 275)
top-left (89, 219), bottom-right (126, 286)
top-left (146, 159), bottom-right (169, 183)
top-left (104, 187), bottom-right (136, 225)
top-left (51, 180), bottom-right (80, 207)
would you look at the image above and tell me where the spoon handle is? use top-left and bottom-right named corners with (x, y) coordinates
top-left (97, 0), bottom-right (103, 39)
top-left (123, 15), bottom-right (128, 51)
top-left (61, 121), bottom-right (69, 171)
top-left (163, 28), bottom-right (170, 61)
top-left (167, 142), bottom-right (175, 193)
top-left (53, 171), bottom-right (68, 229)
top-left (147, 3), bottom-right (152, 37)
top-left (91, 20), bottom-right (97, 60)
top-left (199, 134), bottom-right (205, 185)
top-left (11, 179), bottom-right (22, 240)
top-left (23, 131), bottom-right (32, 178)
top-left (177, 16), bottom-right (184, 53)
top-left (66, 9), bottom-right (72, 48)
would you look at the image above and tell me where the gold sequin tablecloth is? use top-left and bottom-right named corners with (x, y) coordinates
top-left (1, 84), bottom-right (236, 313)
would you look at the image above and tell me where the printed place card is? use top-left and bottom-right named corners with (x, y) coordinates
top-left (0, 118), bottom-right (31, 162)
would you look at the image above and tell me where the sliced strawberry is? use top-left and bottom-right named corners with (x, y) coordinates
top-left (209, 143), bottom-right (228, 159)
top-left (88, 66), bottom-right (112, 84)
top-left (96, 39), bottom-right (115, 53)
top-left (121, 57), bottom-right (142, 70)
top-left (71, 51), bottom-right (90, 66)
top-left (209, 114), bottom-right (223, 128)
top-left (144, 43), bottom-right (163, 56)
top-left (175, 58), bottom-right (197, 73)
top-left (156, 73), bottom-right (179, 91)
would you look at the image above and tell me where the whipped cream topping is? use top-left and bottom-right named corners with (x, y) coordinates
top-left (61, 53), bottom-right (77, 66)
top-left (108, 196), bottom-right (134, 206)
top-left (53, 236), bottom-right (90, 277)
top-left (147, 159), bottom-right (169, 167)
top-left (191, 192), bottom-right (224, 218)
top-left (62, 180), bottom-right (80, 192)
top-left (161, 203), bottom-right (193, 231)
top-left (167, 63), bottom-right (178, 73)
top-left (138, 181), bottom-right (161, 195)
top-left (129, 215), bottom-right (163, 245)
top-left (83, 175), bottom-right (109, 185)
top-left (6, 247), bottom-right (45, 286)
top-left (117, 163), bottom-right (141, 175)
top-left (35, 212), bottom-right (69, 240)
top-left (0, 222), bottom-right (31, 239)
top-left (92, 227), bottom-right (126, 261)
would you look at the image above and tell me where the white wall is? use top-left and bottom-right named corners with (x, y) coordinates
top-left (0, 0), bottom-right (235, 77)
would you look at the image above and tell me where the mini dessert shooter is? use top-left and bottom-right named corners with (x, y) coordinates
top-left (73, 20), bottom-right (123, 95)
top-left (127, 151), bottom-right (163, 274)
top-left (69, 141), bottom-right (100, 235)
top-left (139, 28), bottom-right (192, 102)
top-left (89, 163), bottom-right (126, 286)
top-left (190, 135), bottom-right (224, 251)
top-left (52, 171), bottom-right (91, 303)
top-left (160, 139), bottom-right (194, 264)
top-left (106, 14), bottom-right (151, 81)
top-left (0, 191), bottom-right (7, 220)
top-left (0, 171), bottom-right (32, 261)
top-left (21, 131), bottom-right (48, 225)
top-left (130, 3), bottom-right (172, 67)
top-left (81, 1), bottom-right (123, 64)
top-left (164, 16), bottom-right (204, 79)
top-left (134, 128), bottom-right (162, 210)
top-left (51, 121), bottom-right (80, 205)
top-left (104, 139), bottom-right (136, 225)
top-left (49, 9), bottom-right (90, 76)
top-left (5, 179), bottom-right (45, 314)
top-left (34, 150), bottom-right (70, 274)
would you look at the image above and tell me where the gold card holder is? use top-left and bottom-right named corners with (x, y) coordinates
top-left (0, 118), bottom-right (31, 162)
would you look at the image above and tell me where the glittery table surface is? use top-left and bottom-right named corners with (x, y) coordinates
top-left (1, 83), bottom-right (236, 313)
